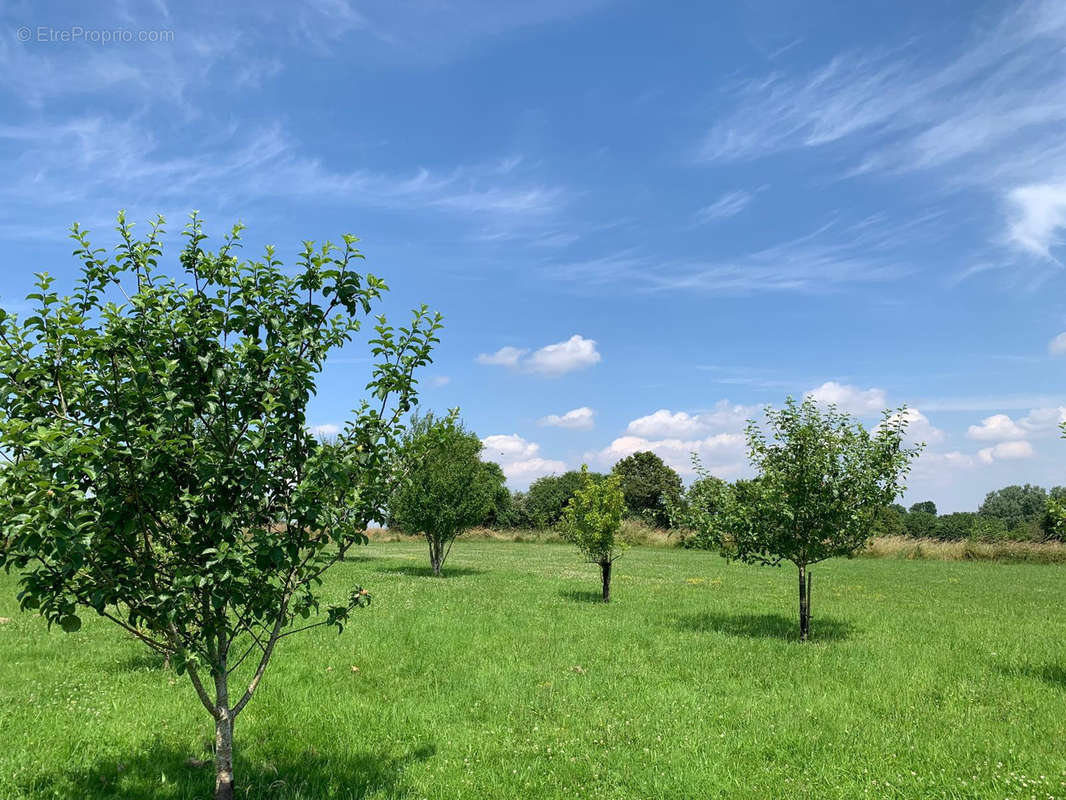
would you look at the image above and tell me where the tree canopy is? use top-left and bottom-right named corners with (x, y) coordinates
top-left (611, 450), bottom-right (682, 528)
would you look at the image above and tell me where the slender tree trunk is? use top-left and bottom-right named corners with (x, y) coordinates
top-left (213, 650), bottom-right (235, 800)
top-left (600, 559), bottom-right (612, 603)
top-left (798, 564), bottom-right (811, 642)
top-left (428, 537), bottom-right (443, 576)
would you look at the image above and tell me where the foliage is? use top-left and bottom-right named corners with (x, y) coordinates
top-left (561, 466), bottom-right (627, 565)
top-left (869, 504), bottom-right (905, 538)
top-left (611, 450), bottom-right (682, 528)
top-left (561, 465), bottom-right (626, 601)
top-left (0, 213), bottom-right (440, 799)
top-left (978, 484), bottom-right (1048, 530)
top-left (387, 412), bottom-right (501, 575)
top-left (904, 510), bottom-right (939, 539)
top-left (1044, 495), bottom-right (1066, 541)
top-left (479, 462), bottom-right (513, 528)
top-left (670, 474), bottom-right (731, 548)
top-left (909, 500), bottom-right (937, 515)
top-left (524, 470), bottom-right (601, 528)
top-left (932, 512), bottom-right (977, 541)
top-left (704, 397), bottom-right (920, 568)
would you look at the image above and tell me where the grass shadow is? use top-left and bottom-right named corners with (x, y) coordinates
top-left (106, 650), bottom-right (170, 673)
top-left (369, 562), bottom-right (485, 578)
top-left (16, 737), bottom-right (436, 800)
top-left (997, 662), bottom-right (1066, 688)
top-left (676, 611), bottom-right (853, 642)
top-left (558, 588), bottom-right (607, 604)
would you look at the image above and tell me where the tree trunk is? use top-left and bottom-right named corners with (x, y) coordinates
top-left (213, 666), bottom-right (235, 800)
top-left (428, 538), bottom-right (443, 576)
top-left (600, 559), bottom-right (612, 603)
top-left (214, 712), bottom-right (234, 800)
top-left (798, 564), bottom-right (811, 642)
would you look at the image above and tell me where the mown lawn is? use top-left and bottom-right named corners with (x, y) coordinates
top-left (1, 540), bottom-right (1065, 799)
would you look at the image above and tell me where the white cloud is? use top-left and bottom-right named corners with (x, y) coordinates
top-left (476, 346), bottom-right (528, 368)
top-left (878, 408), bottom-right (945, 444)
top-left (626, 410), bottom-right (707, 439)
top-left (589, 432), bottom-right (747, 477)
top-left (967, 413), bottom-right (1028, 441)
top-left (1049, 332), bottom-right (1066, 355)
top-left (694, 190), bottom-right (753, 223)
top-left (1020, 406), bottom-right (1066, 434)
top-left (1007, 183), bottom-right (1066, 258)
top-left (478, 335), bottom-right (601, 377)
top-left (807, 381), bottom-right (888, 415)
top-left (310, 423), bottom-right (341, 437)
top-left (978, 440), bottom-right (1036, 464)
top-left (428, 375), bottom-right (451, 387)
top-left (539, 406), bottom-right (595, 429)
top-left (526, 335), bottom-right (601, 376)
top-left (625, 401), bottom-right (755, 439)
top-left (480, 433), bottom-right (566, 483)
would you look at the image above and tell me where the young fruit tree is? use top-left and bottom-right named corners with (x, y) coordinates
top-left (0, 213), bottom-right (441, 800)
top-left (387, 412), bottom-right (503, 576)
top-left (561, 465), bottom-right (627, 602)
top-left (676, 397), bottom-right (921, 640)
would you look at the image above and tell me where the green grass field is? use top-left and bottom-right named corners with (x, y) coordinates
top-left (2, 540), bottom-right (1065, 799)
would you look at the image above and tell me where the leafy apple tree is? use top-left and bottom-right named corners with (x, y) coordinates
top-left (561, 465), bottom-right (627, 602)
top-left (387, 411), bottom-right (503, 575)
top-left (0, 213), bottom-right (441, 800)
top-left (677, 397), bottom-right (920, 640)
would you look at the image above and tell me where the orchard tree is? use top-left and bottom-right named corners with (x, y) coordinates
top-left (561, 465), bottom-right (627, 601)
top-left (387, 412), bottom-right (502, 575)
top-left (0, 214), bottom-right (441, 800)
top-left (611, 450), bottom-right (682, 528)
top-left (679, 397), bottom-right (920, 640)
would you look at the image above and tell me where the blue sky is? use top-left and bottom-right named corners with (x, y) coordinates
top-left (1, 0), bottom-right (1064, 511)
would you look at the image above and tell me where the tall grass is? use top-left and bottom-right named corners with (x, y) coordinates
top-left (373, 525), bottom-right (1066, 563)
top-left (862, 534), bottom-right (1066, 564)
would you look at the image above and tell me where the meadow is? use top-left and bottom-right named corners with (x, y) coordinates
top-left (1, 540), bottom-right (1065, 799)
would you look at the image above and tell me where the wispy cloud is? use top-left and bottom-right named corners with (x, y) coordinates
top-left (545, 211), bottom-right (937, 293)
top-left (695, 0), bottom-right (1066, 261)
top-left (693, 190), bottom-right (753, 224)
top-left (0, 117), bottom-right (568, 240)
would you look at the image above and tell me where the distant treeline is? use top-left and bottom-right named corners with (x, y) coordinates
top-left (871, 484), bottom-right (1065, 542)
top-left (484, 459), bottom-right (1066, 545)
